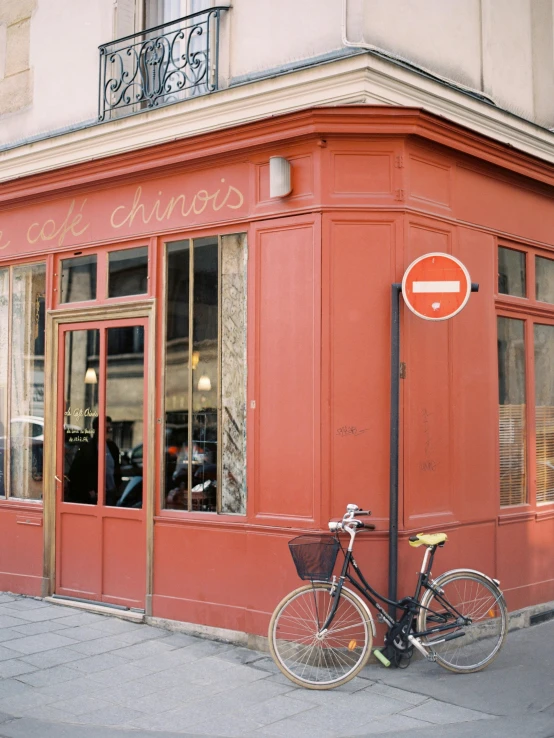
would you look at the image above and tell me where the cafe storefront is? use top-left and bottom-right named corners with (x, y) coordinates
top-left (0, 106), bottom-right (553, 638)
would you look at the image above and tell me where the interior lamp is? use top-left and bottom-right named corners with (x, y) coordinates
top-left (197, 375), bottom-right (212, 391)
top-left (84, 368), bottom-right (98, 384)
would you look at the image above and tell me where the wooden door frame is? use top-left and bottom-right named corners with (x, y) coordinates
top-left (43, 300), bottom-right (156, 615)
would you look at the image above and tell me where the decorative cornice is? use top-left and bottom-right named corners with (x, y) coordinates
top-left (1, 60), bottom-right (554, 207)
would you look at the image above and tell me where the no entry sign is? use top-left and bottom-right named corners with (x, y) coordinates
top-left (401, 252), bottom-right (471, 321)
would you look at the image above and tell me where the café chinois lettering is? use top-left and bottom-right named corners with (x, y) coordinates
top-left (0, 178), bottom-right (245, 250)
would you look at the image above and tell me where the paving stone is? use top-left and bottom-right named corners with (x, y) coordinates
top-left (67, 635), bottom-right (135, 656)
top-left (87, 618), bottom-right (147, 635)
top-left (84, 661), bottom-right (152, 686)
top-left (10, 620), bottom-right (75, 636)
top-left (20, 647), bottom-right (85, 669)
top-left (0, 679), bottom-right (33, 700)
top-left (401, 699), bottom-right (494, 724)
top-left (0, 659), bottom-right (38, 678)
top-left (5, 633), bottom-right (79, 655)
top-left (0, 607), bottom-right (78, 623)
top-left (16, 664), bottom-right (86, 687)
top-left (47, 612), bottom-right (107, 628)
top-left (343, 713), bottom-right (433, 735)
top-left (188, 713), bottom-right (267, 737)
top-left (37, 675), bottom-right (105, 701)
top-left (47, 693), bottom-right (115, 716)
top-left (108, 638), bottom-right (178, 661)
top-left (53, 626), bottom-right (107, 642)
top-left (237, 694), bottom-right (315, 726)
top-left (368, 682), bottom-right (430, 705)
top-left (154, 632), bottom-right (200, 649)
top-left (253, 718), bottom-right (337, 738)
top-left (0, 615), bottom-right (29, 629)
top-left (0, 688), bottom-right (57, 716)
top-left (222, 678), bottom-right (297, 704)
top-left (0, 629), bottom-right (32, 644)
top-left (1, 598), bottom-right (50, 611)
top-left (70, 703), bottom-right (146, 726)
top-left (64, 652), bottom-right (130, 674)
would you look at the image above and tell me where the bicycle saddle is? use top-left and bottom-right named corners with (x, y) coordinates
top-left (409, 532), bottom-right (447, 547)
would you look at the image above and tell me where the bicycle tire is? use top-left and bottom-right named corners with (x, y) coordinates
top-left (268, 582), bottom-right (372, 689)
top-left (417, 570), bottom-right (508, 673)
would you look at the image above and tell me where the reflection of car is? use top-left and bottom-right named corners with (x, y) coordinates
top-left (0, 416), bottom-right (81, 486)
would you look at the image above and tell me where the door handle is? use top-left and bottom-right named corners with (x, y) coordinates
top-left (55, 476), bottom-right (62, 484)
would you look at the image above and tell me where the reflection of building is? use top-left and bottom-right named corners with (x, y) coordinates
top-left (0, 1), bottom-right (554, 634)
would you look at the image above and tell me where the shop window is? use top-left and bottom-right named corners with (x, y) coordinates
top-left (498, 246), bottom-right (526, 297)
top-left (163, 233), bottom-right (247, 514)
top-left (0, 263), bottom-right (46, 501)
top-left (61, 254), bottom-right (97, 303)
top-left (108, 246), bottom-right (148, 298)
top-left (535, 324), bottom-right (554, 503)
top-left (498, 317), bottom-right (527, 506)
top-left (536, 256), bottom-right (554, 304)
top-left (497, 244), bottom-right (554, 508)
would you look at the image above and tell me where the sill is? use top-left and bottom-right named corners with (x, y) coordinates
top-left (498, 507), bottom-right (534, 525)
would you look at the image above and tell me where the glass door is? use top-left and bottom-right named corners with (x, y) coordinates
top-left (55, 317), bottom-right (148, 609)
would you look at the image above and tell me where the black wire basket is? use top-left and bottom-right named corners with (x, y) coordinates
top-left (288, 535), bottom-right (340, 581)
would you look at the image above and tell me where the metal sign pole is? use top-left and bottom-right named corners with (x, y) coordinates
top-left (388, 283), bottom-right (401, 618)
top-left (388, 279), bottom-right (479, 619)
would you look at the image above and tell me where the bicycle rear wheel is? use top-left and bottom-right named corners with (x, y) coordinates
top-left (269, 582), bottom-right (372, 689)
top-left (417, 570), bottom-right (508, 673)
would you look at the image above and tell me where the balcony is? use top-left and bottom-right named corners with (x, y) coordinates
top-left (98, 7), bottom-right (228, 122)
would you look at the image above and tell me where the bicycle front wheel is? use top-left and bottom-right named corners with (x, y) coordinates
top-left (417, 570), bottom-right (508, 673)
top-left (269, 582), bottom-right (373, 689)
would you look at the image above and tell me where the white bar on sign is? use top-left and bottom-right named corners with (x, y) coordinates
top-left (412, 281), bottom-right (460, 293)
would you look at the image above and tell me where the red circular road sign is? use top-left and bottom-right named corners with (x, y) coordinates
top-left (401, 252), bottom-right (471, 321)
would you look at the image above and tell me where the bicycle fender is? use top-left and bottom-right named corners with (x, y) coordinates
top-left (434, 568), bottom-right (502, 592)
top-left (340, 584), bottom-right (377, 637)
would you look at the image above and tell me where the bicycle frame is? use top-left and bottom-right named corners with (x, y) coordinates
top-left (319, 532), bottom-right (471, 658)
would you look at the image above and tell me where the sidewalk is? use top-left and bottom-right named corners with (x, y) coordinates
top-left (0, 593), bottom-right (550, 738)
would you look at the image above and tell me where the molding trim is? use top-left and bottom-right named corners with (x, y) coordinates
top-left (0, 52), bottom-right (554, 191)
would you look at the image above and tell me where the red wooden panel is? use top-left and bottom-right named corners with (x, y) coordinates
top-left (58, 511), bottom-right (101, 596)
top-left (102, 516), bottom-right (145, 605)
top-left (328, 220), bottom-right (395, 521)
top-left (498, 517), bottom-right (554, 611)
top-left (455, 165), bottom-right (554, 245)
top-left (407, 147), bottom-right (452, 210)
top-left (404, 222), bottom-right (454, 524)
top-left (452, 228), bottom-right (498, 522)
top-left (254, 219), bottom-right (320, 520)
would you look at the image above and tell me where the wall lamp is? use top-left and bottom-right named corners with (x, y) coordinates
top-left (269, 157), bottom-right (292, 198)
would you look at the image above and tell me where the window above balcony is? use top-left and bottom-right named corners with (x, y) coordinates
top-left (98, 4), bottom-right (228, 122)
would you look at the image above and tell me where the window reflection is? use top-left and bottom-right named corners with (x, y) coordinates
top-left (106, 326), bottom-right (144, 508)
top-left (10, 264), bottom-right (46, 500)
top-left (61, 255), bottom-right (97, 303)
top-left (498, 247), bottom-right (526, 297)
top-left (64, 329), bottom-right (100, 504)
top-left (0, 269), bottom-right (8, 497)
top-left (164, 238), bottom-right (218, 511)
top-left (108, 247), bottom-right (148, 298)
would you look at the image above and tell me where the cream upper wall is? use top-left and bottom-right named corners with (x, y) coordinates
top-left (0, 0), bottom-right (553, 149)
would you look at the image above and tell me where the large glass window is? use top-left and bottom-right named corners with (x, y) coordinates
top-left (163, 234), bottom-right (246, 513)
top-left (0, 264), bottom-right (46, 501)
top-left (61, 254), bottom-right (97, 303)
top-left (498, 247), bottom-right (526, 297)
top-left (497, 244), bottom-right (554, 509)
top-left (498, 317), bottom-right (526, 507)
top-left (108, 247), bottom-right (148, 298)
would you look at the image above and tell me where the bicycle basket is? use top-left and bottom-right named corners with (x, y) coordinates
top-left (288, 535), bottom-right (340, 581)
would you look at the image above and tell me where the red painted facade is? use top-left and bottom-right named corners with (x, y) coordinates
top-left (0, 107), bottom-right (553, 635)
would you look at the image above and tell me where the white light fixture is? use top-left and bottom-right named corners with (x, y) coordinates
top-left (84, 368), bottom-right (98, 384)
top-left (269, 157), bottom-right (292, 198)
top-left (197, 375), bottom-right (212, 391)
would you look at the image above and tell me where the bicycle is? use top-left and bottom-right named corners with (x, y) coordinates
top-left (268, 503), bottom-right (508, 689)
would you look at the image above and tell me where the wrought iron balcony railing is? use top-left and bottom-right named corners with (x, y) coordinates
top-left (99, 7), bottom-right (228, 122)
